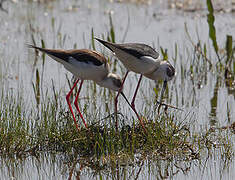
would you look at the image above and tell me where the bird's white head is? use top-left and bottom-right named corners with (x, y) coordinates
top-left (146, 61), bottom-right (175, 82)
top-left (162, 61), bottom-right (175, 81)
top-left (96, 73), bottom-right (122, 92)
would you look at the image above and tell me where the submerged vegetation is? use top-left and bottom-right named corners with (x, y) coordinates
top-left (0, 0), bottom-right (234, 179)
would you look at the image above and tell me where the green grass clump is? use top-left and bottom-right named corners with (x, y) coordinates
top-left (0, 87), bottom-right (187, 158)
top-left (0, 90), bottom-right (233, 179)
top-left (0, 89), bottom-right (233, 166)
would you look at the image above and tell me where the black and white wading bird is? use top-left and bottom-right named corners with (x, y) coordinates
top-left (95, 38), bottom-right (176, 128)
top-left (28, 45), bottom-right (134, 131)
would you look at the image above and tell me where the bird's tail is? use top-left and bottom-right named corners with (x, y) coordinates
top-left (28, 44), bottom-right (68, 65)
top-left (27, 44), bottom-right (48, 53)
top-left (94, 38), bottom-right (115, 53)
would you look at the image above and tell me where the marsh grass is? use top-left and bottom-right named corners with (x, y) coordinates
top-left (0, 91), bottom-right (234, 180)
top-left (0, 87), bottom-right (233, 165)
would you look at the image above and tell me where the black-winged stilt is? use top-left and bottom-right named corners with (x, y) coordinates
top-left (95, 38), bottom-right (175, 128)
top-left (29, 45), bottom-right (133, 131)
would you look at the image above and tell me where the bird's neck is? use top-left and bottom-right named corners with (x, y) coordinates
top-left (95, 74), bottom-right (117, 91)
top-left (144, 62), bottom-right (166, 81)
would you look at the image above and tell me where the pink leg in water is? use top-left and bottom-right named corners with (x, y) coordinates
top-left (120, 90), bottom-right (146, 132)
top-left (66, 79), bottom-right (80, 131)
top-left (74, 80), bottom-right (88, 129)
top-left (130, 74), bottom-right (146, 131)
top-left (131, 74), bottom-right (143, 109)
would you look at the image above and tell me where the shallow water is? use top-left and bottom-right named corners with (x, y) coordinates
top-left (0, 0), bottom-right (234, 179)
top-left (0, 149), bottom-right (234, 180)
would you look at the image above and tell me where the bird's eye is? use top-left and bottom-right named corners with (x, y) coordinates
top-left (166, 66), bottom-right (175, 77)
top-left (114, 79), bottom-right (122, 88)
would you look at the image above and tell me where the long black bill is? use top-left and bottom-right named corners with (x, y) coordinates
top-left (157, 80), bottom-right (167, 113)
top-left (156, 80), bottom-right (183, 112)
top-left (159, 80), bottom-right (167, 103)
top-left (120, 92), bottom-right (132, 107)
top-left (120, 91), bottom-right (142, 121)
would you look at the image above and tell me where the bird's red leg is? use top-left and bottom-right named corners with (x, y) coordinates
top-left (131, 74), bottom-right (143, 109)
top-left (74, 80), bottom-right (88, 129)
top-left (66, 79), bottom-right (80, 131)
top-left (115, 71), bottom-right (129, 129)
top-left (129, 74), bottom-right (146, 131)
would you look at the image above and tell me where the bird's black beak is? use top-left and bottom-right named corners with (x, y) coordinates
top-left (156, 80), bottom-right (167, 113)
top-left (163, 80), bottom-right (167, 91)
top-left (120, 92), bottom-right (132, 107)
top-left (159, 80), bottom-right (167, 102)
